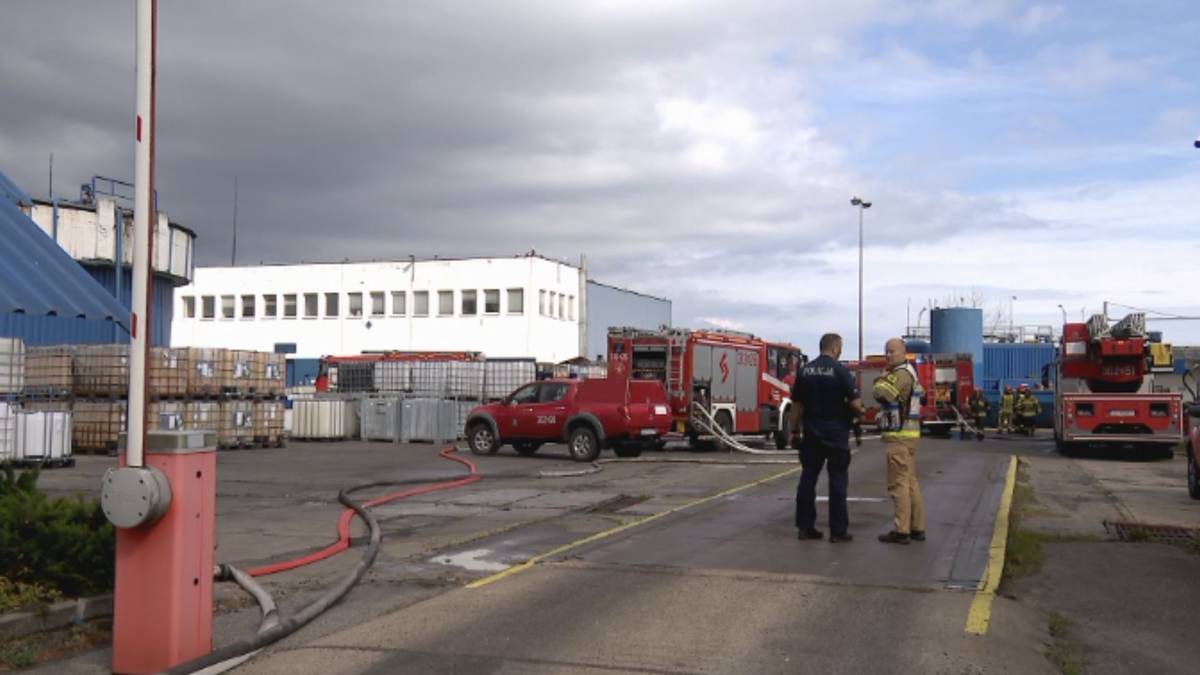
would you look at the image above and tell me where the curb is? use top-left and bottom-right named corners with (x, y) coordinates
top-left (0, 594), bottom-right (113, 641)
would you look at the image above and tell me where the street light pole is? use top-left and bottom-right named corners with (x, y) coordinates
top-left (851, 196), bottom-right (872, 361)
top-left (1056, 304), bottom-right (1067, 324)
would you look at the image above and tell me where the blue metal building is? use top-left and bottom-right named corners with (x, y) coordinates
top-left (585, 280), bottom-right (672, 362)
top-left (0, 176), bottom-right (129, 341)
top-left (0, 169), bottom-right (194, 346)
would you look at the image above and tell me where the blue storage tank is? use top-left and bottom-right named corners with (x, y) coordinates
top-left (930, 308), bottom-right (983, 384)
top-left (905, 339), bottom-right (931, 354)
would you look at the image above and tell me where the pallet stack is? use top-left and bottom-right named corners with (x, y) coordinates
top-left (14, 345), bottom-right (287, 454)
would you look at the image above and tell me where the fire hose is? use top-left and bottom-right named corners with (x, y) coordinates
top-left (687, 402), bottom-right (801, 456)
top-left (167, 447), bottom-right (481, 674)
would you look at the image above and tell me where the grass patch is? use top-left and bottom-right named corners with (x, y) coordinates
top-left (0, 577), bottom-right (63, 612)
top-left (0, 620), bottom-right (110, 671)
top-left (1002, 463), bottom-right (1104, 586)
top-left (1044, 612), bottom-right (1085, 675)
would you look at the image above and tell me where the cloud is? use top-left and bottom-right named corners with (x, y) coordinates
top-left (1015, 4), bottom-right (1065, 35)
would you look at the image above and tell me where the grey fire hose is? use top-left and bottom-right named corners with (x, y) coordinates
top-left (165, 484), bottom-right (383, 674)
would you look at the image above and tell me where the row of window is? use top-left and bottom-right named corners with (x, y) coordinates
top-left (180, 289), bottom-right (577, 322)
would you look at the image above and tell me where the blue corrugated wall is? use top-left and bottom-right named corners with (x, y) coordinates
top-left (82, 265), bottom-right (174, 346)
top-left (980, 343), bottom-right (1057, 391)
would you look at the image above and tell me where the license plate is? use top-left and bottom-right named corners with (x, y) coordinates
top-left (640, 428), bottom-right (657, 436)
top-left (653, 405), bottom-right (669, 416)
top-left (1109, 410), bottom-right (1135, 418)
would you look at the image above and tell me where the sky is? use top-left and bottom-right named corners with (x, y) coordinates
top-left (1, 0), bottom-right (1198, 356)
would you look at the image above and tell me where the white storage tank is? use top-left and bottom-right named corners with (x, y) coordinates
top-left (292, 398), bottom-right (359, 440)
top-left (0, 338), bottom-right (26, 395)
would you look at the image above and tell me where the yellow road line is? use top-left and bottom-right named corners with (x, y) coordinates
top-left (466, 465), bottom-right (803, 589)
top-left (965, 454), bottom-right (1018, 635)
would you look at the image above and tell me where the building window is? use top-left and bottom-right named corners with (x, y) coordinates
top-left (241, 294), bottom-right (255, 319)
top-left (202, 296), bottom-right (215, 320)
top-left (348, 292), bottom-right (363, 318)
top-left (391, 291), bottom-right (406, 316)
top-left (304, 293), bottom-right (319, 318)
top-left (461, 290), bottom-right (477, 316)
top-left (370, 291), bottom-right (385, 317)
top-left (484, 289), bottom-right (500, 315)
top-left (568, 295), bottom-right (575, 321)
top-left (539, 290), bottom-right (547, 316)
top-left (413, 291), bottom-right (429, 317)
top-left (507, 289), bottom-right (523, 315)
top-left (325, 293), bottom-right (339, 318)
top-left (438, 290), bottom-right (454, 317)
top-left (182, 296), bottom-right (195, 319)
top-left (284, 294), bottom-right (297, 319)
top-left (263, 294), bottom-right (277, 318)
top-left (221, 295), bottom-right (235, 320)
top-left (550, 292), bottom-right (558, 319)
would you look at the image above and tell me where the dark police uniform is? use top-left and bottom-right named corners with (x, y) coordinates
top-left (791, 354), bottom-right (859, 538)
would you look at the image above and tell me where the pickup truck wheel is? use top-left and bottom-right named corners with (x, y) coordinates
top-left (467, 423), bottom-right (499, 456)
top-left (513, 441), bottom-right (542, 456)
top-left (568, 426), bottom-right (601, 462)
top-left (1188, 450), bottom-right (1200, 500)
top-left (613, 443), bottom-right (643, 458)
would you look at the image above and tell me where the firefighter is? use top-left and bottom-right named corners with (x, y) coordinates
top-left (998, 386), bottom-right (1016, 434)
top-left (1016, 386), bottom-right (1041, 436)
top-left (873, 337), bottom-right (925, 545)
top-left (789, 333), bottom-right (864, 543)
top-left (969, 390), bottom-right (989, 441)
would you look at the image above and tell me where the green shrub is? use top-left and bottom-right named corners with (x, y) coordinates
top-left (0, 576), bottom-right (64, 612)
top-left (0, 465), bottom-right (115, 598)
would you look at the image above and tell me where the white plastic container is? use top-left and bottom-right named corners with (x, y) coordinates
top-left (0, 403), bottom-right (16, 463)
top-left (0, 337), bottom-right (26, 395)
top-left (373, 361), bottom-right (411, 393)
top-left (15, 410), bottom-right (73, 463)
top-left (292, 398), bottom-right (359, 440)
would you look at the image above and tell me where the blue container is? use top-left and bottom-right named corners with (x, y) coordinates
top-left (982, 343), bottom-right (1056, 382)
top-left (931, 308), bottom-right (983, 384)
top-left (286, 358), bottom-right (321, 388)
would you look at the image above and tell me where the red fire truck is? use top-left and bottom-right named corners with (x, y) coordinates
top-left (606, 327), bottom-right (805, 448)
top-left (1054, 313), bottom-right (1183, 457)
top-left (914, 353), bottom-right (976, 436)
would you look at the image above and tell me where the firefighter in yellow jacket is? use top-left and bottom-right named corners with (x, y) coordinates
top-left (998, 386), bottom-right (1016, 434)
top-left (872, 338), bottom-right (925, 544)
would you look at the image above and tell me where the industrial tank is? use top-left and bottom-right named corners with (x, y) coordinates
top-left (905, 340), bottom-right (931, 354)
top-left (930, 308), bottom-right (984, 384)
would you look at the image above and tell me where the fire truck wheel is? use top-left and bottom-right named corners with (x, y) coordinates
top-left (1188, 451), bottom-right (1200, 500)
top-left (467, 423), bottom-right (499, 456)
top-left (773, 430), bottom-right (788, 450)
top-left (513, 441), bottom-right (542, 456)
top-left (568, 425), bottom-right (601, 462)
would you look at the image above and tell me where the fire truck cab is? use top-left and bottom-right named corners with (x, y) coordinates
top-left (607, 328), bottom-right (804, 449)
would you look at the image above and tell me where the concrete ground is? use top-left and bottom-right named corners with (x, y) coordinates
top-left (26, 430), bottom-right (1199, 674)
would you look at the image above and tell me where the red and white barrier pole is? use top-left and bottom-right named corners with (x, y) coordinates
top-left (104, 3), bottom-right (217, 672)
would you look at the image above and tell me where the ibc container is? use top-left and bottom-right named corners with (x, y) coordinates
top-left (484, 359), bottom-right (536, 400)
top-left (183, 347), bottom-right (223, 397)
top-left (447, 361), bottom-right (485, 399)
top-left (410, 362), bottom-right (448, 398)
top-left (256, 353), bottom-right (286, 397)
top-left (374, 361), bottom-right (411, 393)
top-left (292, 398), bottom-right (359, 440)
top-left (0, 338), bottom-right (26, 395)
top-left (185, 401), bottom-right (220, 434)
top-left (399, 398), bottom-right (456, 443)
top-left (150, 400), bottom-right (187, 431)
top-left (149, 347), bottom-right (188, 398)
top-left (218, 399), bottom-right (255, 448)
top-left (0, 403), bottom-right (16, 463)
top-left (24, 346), bottom-right (72, 398)
top-left (73, 400), bottom-right (127, 453)
top-left (252, 399), bottom-right (285, 446)
top-left (72, 345), bottom-right (129, 397)
top-left (15, 411), bottom-right (72, 463)
top-left (336, 362), bottom-right (375, 393)
top-left (220, 350), bottom-right (256, 396)
top-left (361, 397), bottom-right (402, 442)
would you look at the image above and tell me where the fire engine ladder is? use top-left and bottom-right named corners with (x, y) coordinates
top-left (666, 337), bottom-right (686, 401)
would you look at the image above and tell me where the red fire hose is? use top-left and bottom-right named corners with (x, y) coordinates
top-left (247, 446), bottom-right (480, 577)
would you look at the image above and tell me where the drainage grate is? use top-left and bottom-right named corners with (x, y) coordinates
top-left (1103, 521), bottom-right (1200, 546)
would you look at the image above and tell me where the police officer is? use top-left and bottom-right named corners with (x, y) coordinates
top-left (789, 333), bottom-right (864, 543)
top-left (874, 337), bottom-right (926, 544)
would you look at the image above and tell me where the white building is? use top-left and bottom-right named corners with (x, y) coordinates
top-left (170, 254), bottom-right (671, 363)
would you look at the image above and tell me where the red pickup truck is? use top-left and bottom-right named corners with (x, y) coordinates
top-left (465, 378), bottom-right (672, 461)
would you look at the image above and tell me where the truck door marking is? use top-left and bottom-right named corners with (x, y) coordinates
top-left (537, 416), bottom-right (557, 425)
top-left (720, 353), bottom-right (730, 383)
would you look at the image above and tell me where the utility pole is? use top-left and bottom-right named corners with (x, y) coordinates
top-left (231, 175), bottom-right (239, 266)
top-left (850, 196), bottom-right (872, 361)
